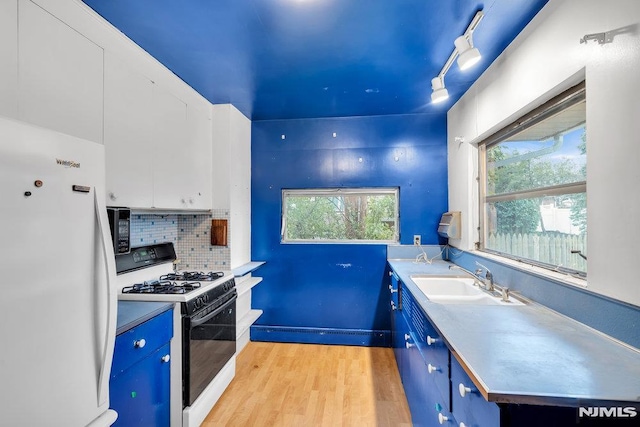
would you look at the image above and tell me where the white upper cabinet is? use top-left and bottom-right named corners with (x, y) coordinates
top-left (18, 0), bottom-right (104, 144)
top-left (0, 0), bottom-right (18, 118)
top-left (8, 0), bottom-right (214, 211)
top-left (185, 102), bottom-right (213, 210)
top-left (151, 86), bottom-right (189, 210)
top-left (104, 52), bottom-right (154, 208)
top-left (104, 52), bottom-right (213, 211)
top-left (152, 98), bottom-right (213, 210)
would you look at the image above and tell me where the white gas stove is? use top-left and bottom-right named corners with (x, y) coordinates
top-left (116, 243), bottom-right (237, 427)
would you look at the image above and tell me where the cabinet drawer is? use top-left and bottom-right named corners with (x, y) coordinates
top-left (451, 356), bottom-right (499, 427)
top-left (110, 342), bottom-right (171, 427)
top-left (402, 292), bottom-right (450, 411)
top-left (112, 309), bottom-right (173, 377)
top-left (390, 271), bottom-right (401, 309)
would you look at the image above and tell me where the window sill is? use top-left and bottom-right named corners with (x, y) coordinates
top-left (470, 250), bottom-right (588, 289)
top-left (281, 240), bottom-right (398, 245)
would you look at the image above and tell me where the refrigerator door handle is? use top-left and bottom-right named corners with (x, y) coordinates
top-left (94, 186), bottom-right (118, 407)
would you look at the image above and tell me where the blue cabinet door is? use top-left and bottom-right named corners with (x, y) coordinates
top-left (390, 271), bottom-right (404, 374)
top-left (110, 342), bottom-right (171, 427)
top-left (402, 322), bottom-right (429, 426)
top-left (451, 356), bottom-right (500, 427)
top-left (391, 307), bottom-right (406, 375)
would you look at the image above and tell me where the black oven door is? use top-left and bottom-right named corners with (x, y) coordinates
top-left (182, 290), bottom-right (237, 407)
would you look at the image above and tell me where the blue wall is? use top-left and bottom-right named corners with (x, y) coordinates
top-left (251, 113), bottom-right (448, 345)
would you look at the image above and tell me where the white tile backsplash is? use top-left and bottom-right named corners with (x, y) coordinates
top-left (130, 211), bottom-right (230, 271)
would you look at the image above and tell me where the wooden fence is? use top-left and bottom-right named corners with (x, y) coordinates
top-left (487, 232), bottom-right (587, 272)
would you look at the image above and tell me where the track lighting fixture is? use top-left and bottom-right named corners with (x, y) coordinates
top-left (454, 34), bottom-right (481, 70)
top-left (430, 10), bottom-right (484, 104)
top-left (430, 77), bottom-right (449, 104)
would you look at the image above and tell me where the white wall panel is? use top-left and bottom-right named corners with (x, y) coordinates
top-left (212, 104), bottom-right (252, 268)
top-left (448, 0), bottom-right (640, 305)
top-left (0, 0), bottom-right (18, 118)
top-left (19, 0), bottom-right (104, 143)
top-left (29, 0), bottom-right (211, 113)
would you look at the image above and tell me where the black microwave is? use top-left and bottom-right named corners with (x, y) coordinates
top-left (107, 208), bottom-right (131, 255)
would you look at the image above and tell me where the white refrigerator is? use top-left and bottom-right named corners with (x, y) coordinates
top-left (0, 116), bottom-right (118, 426)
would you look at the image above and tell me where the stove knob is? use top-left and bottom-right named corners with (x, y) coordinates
top-left (203, 294), bottom-right (210, 303)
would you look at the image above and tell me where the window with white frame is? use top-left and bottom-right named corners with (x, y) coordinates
top-left (281, 188), bottom-right (399, 243)
top-left (479, 82), bottom-right (587, 275)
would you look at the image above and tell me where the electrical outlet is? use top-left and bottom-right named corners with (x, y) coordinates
top-left (413, 235), bottom-right (421, 246)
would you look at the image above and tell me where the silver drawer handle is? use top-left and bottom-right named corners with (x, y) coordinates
top-left (428, 363), bottom-right (440, 374)
top-left (427, 335), bottom-right (437, 345)
top-left (134, 338), bottom-right (146, 349)
top-left (161, 354), bottom-right (171, 363)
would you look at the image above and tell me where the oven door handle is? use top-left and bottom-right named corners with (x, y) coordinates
top-left (191, 293), bottom-right (237, 327)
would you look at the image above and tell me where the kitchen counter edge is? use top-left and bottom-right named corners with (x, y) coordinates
top-left (116, 301), bottom-right (174, 335)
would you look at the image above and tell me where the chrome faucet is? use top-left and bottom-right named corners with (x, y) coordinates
top-left (500, 287), bottom-right (510, 302)
top-left (475, 261), bottom-right (495, 292)
top-left (449, 264), bottom-right (484, 288)
top-left (449, 263), bottom-right (513, 302)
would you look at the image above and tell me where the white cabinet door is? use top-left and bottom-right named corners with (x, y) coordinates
top-left (18, 0), bottom-right (103, 143)
top-left (104, 52), bottom-right (154, 208)
top-left (105, 57), bottom-right (211, 211)
top-left (186, 102), bottom-right (213, 210)
top-left (0, 0), bottom-right (18, 118)
top-left (152, 86), bottom-right (188, 209)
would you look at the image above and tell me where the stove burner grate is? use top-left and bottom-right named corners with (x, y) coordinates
top-left (159, 271), bottom-right (224, 282)
top-left (122, 280), bottom-right (202, 295)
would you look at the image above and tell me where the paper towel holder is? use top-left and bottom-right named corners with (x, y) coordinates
top-left (437, 212), bottom-right (461, 239)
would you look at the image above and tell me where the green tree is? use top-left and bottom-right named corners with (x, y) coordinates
top-left (284, 193), bottom-right (396, 241)
top-left (487, 139), bottom-right (585, 235)
top-left (487, 147), bottom-right (540, 234)
top-left (569, 136), bottom-right (587, 233)
top-left (364, 195), bottom-right (395, 240)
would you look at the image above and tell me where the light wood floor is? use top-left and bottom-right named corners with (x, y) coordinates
top-left (203, 342), bottom-right (412, 427)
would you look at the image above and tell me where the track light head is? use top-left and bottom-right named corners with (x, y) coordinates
top-left (430, 77), bottom-right (449, 104)
top-left (455, 35), bottom-right (481, 70)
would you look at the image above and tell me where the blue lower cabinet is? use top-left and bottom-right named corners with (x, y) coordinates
top-left (451, 356), bottom-right (499, 427)
top-left (390, 271), bottom-right (640, 427)
top-left (110, 309), bottom-right (173, 427)
top-left (110, 343), bottom-right (171, 427)
top-left (391, 308), bottom-right (406, 375)
top-left (397, 310), bottom-right (455, 427)
top-left (399, 314), bottom-right (425, 424)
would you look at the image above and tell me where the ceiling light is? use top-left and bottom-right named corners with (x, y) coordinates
top-left (430, 10), bottom-right (484, 104)
top-left (454, 35), bottom-right (481, 70)
top-left (430, 77), bottom-right (449, 103)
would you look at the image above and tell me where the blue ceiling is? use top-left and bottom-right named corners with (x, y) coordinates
top-left (82, 0), bottom-right (548, 121)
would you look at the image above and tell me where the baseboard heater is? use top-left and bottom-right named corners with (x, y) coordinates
top-left (250, 325), bottom-right (390, 347)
